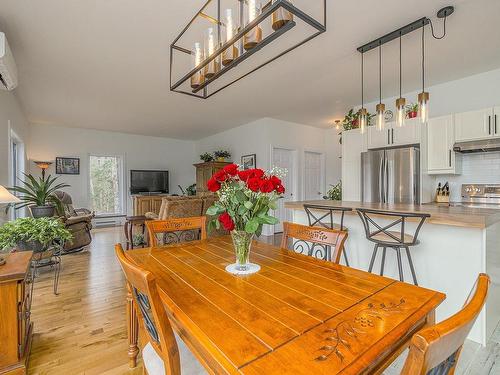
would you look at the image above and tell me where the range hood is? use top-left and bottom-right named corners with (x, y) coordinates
top-left (453, 138), bottom-right (500, 153)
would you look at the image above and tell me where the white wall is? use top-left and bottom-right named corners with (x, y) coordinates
top-left (196, 117), bottom-right (342, 200)
top-left (27, 124), bottom-right (197, 215)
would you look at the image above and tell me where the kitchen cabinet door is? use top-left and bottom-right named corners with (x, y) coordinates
top-left (454, 108), bottom-right (494, 142)
top-left (427, 115), bottom-right (461, 175)
top-left (494, 106), bottom-right (500, 138)
top-left (392, 118), bottom-right (421, 146)
top-left (367, 126), bottom-right (389, 149)
top-left (342, 129), bottom-right (366, 162)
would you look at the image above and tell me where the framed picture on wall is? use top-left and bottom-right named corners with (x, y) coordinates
top-left (241, 154), bottom-right (256, 170)
top-left (56, 157), bottom-right (80, 175)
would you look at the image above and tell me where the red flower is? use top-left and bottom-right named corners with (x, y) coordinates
top-left (218, 212), bottom-right (235, 231)
top-left (270, 176), bottom-right (282, 187)
top-left (238, 170), bottom-right (252, 182)
top-left (259, 178), bottom-right (275, 193)
top-left (213, 169), bottom-right (228, 182)
top-left (275, 184), bottom-right (285, 194)
top-left (223, 163), bottom-right (239, 176)
top-left (247, 177), bottom-right (260, 192)
top-left (250, 168), bottom-right (264, 179)
top-left (207, 178), bottom-right (221, 192)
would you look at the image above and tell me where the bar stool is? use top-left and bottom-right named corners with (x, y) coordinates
top-left (304, 204), bottom-right (353, 265)
top-left (356, 208), bottom-right (430, 285)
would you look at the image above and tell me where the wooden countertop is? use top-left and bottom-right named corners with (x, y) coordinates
top-left (284, 200), bottom-right (500, 229)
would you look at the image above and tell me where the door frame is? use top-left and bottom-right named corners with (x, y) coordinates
top-left (302, 148), bottom-right (326, 201)
top-left (8, 122), bottom-right (26, 219)
top-left (269, 145), bottom-right (298, 234)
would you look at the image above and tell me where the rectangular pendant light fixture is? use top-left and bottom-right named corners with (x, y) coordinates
top-left (170, 0), bottom-right (326, 99)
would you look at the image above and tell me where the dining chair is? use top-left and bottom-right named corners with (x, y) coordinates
top-left (115, 244), bottom-right (206, 375)
top-left (280, 221), bottom-right (348, 263)
top-left (400, 273), bottom-right (490, 375)
top-left (356, 208), bottom-right (430, 285)
top-left (146, 216), bottom-right (207, 247)
top-left (303, 204), bottom-right (352, 265)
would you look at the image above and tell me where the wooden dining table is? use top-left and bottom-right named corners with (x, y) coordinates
top-left (124, 236), bottom-right (445, 374)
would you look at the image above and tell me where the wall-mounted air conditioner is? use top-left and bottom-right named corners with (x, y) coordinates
top-left (0, 32), bottom-right (18, 91)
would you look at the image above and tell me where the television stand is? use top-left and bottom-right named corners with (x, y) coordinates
top-left (132, 194), bottom-right (169, 216)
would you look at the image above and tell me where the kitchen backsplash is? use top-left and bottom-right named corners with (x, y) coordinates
top-left (432, 152), bottom-right (500, 201)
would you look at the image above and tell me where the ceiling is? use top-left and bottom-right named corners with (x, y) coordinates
top-left (1, 0), bottom-right (499, 140)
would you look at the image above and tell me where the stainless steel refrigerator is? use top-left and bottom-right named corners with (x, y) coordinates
top-left (361, 147), bottom-right (420, 204)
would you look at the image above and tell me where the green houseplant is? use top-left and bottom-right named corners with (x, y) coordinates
top-left (200, 152), bottom-right (214, 162)
top-left (324, 181), bottom-right (342, 201)
top-left (9, 174), bottom-right (69, 218)
top-left (405, 103), bottom-right (419, 119)
top-left (0, 217), bottom-right (72, 253)
top-left (341, 109), bottom-right (375, 131)
top-left (213, 150), bottom-right (231, 161)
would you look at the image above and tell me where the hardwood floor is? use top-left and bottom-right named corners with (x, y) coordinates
top-left (28, 227), bottom-right (143, 375)
top-left (28, 227), bottom-right (500, 374)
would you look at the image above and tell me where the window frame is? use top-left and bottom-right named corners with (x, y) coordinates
top-left (88, 153), bottom-right (126, 217)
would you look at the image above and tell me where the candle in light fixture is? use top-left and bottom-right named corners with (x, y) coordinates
top-left (190, 42), bottom-right (205, 89)
top-left (222, 9), bottom-right (239, 66)
top-left (244, 0), bottom-right (262, 51)
top-left (272, 0), bottom-right (293, 31)
top-left (204, 27), bottom-right (220, 79)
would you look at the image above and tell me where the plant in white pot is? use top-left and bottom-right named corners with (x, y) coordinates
top-left (9, 174), bottom-right (69, 218)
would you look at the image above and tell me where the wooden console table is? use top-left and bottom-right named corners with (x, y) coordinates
top-left (0, 252), bottom-right (34, 375)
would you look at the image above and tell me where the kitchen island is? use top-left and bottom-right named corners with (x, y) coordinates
top-left (285, 200), bottom-right (500, 345)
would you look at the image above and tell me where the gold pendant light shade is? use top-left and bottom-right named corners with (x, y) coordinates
top-left (272, 7), bottom-right (294, 31)
top-left (396, 97), bottom-right (406, 127)
top-left (376, 103), bottom-right (386, 131)
top-left (359, 108), bottom-right (368, 134)
top-left (418, 91), bottom-right (430, 124)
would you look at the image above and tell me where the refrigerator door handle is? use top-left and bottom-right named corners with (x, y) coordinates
top-left (379, 156), bottom-right (384, 203)
top-left (385, 155), bottom-right (390, 203)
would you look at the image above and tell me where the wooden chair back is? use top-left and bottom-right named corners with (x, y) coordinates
top-left (147, 216), bottom-right (207, 247)
top-left (115, 244), bottom-right (180, 375)
top-left (401, 273), bottom-right (490, 375)
top-left (280, 222), bottom-right (348, 263)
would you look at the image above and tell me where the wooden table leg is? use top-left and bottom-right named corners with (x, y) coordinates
top-left (127, 282), bottom-right (139, 368)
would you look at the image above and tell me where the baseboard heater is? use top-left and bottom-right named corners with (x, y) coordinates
top-left (93, 216), bottom-right (125, 228)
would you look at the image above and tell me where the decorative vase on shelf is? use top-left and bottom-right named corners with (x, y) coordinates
top-left (227, 230), bottom-right (258, 274)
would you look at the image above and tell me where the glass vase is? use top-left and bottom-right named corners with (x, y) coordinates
top-left (226, 231), bottom-right (261, 275)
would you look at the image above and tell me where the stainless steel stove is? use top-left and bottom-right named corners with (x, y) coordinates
top-left (455, 184), bottom-right (500, 209)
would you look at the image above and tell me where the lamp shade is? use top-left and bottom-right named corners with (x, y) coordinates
top-left (0, 185), bottom-right (20, 204)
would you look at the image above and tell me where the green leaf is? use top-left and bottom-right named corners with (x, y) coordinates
top-left (235, 190), bottom-right (247, 203)
top-left (255, 225), bottom-right (263, 237)
top-left (244, 201), bottom-right (253, 209)
top-left (268, 200), bottom-right (278, 210)
top-left (237, 205), bottom-right (248, 215)
top-left (207, 220), bottom-right (217, 233)
top-left (206, 205), bottom-right (222, 216)
top-left (245, 219), bottom-right (259, 233)
top-left (258, 214), bottom-right (279, 225)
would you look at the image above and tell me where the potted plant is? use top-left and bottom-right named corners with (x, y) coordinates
top-left (9, 174), bottom-right (69, 218)
top-left (214, 150), bottom-right (231, 162)
top-left (186, 183), bottom-right (197, 196)
top-left (206, 164), bottom-right (285, 275)
top-left (0, 217), bottom-right (72, 253)
top-left (341, 109), bottom-right (375, 131)
top-left (406, 103), bottom-right (419, 119)
top-left (323, 181), bottom-right (342, 201)
top-left (200, 152), bottom-right (214, 162)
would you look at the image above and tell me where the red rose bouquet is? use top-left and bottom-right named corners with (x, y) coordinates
top-left (206, 164), bottom-right (286, 274)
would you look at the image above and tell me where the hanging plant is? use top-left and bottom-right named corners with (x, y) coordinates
top-left (341, 109), bottom-right (375, 131)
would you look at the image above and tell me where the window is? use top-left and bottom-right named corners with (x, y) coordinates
top-left (89, 155), bottom-right (124, 216)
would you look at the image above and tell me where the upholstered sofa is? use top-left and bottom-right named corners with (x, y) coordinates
top-left (54, 191), bottom-right (95, 252)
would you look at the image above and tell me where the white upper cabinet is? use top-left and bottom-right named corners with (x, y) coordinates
top-left (494, 106), bottom-right (500, 137)
top-left (427, 115), bottom-right (461, 175)
top-left (454, 107), bottom-right (495, 141)
top-left (367, 119), bottom-right (421, 149)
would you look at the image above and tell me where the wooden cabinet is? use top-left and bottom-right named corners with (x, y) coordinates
top-left (0, 252), bottom-right (33, 375)
top-left (132, 195), bottom-right (168, 216)
top-left (194, 161), bottom-right (231, 194)
top-left (342, 129), bottom-right (366, 201)
top-left (454, 107), bottom-right (496, 142)
top-left (427, 115), bottom-right (461, 175)
top-left (367, 119), bottom-right (421, 149)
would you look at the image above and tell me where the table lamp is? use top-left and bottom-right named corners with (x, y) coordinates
top-left (33, 161), bottom-right (53, 179)
top-left (0, 185), bottom-right (21, 266)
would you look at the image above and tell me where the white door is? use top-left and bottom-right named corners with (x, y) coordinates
top-left (427, 115), bottom-right (459, 174)
top-left (454, 108), bottom-right (494, 142)
top-left (272, 148), bottom-right (295, 233)
top-left (304, 151), bottom-right (324, 200)
top-left (392, 118), bottom-right (421, 146)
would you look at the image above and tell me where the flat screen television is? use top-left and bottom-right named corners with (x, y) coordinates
top-left (130, 170), bottom-right (169, 194)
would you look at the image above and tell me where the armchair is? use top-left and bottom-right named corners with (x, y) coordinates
top-left (54, 191), bottom-right (94, 253)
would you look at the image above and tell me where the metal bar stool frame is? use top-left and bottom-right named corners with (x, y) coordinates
top-left (303, 204), bottom-right (353, 265)
top-left (356, 208), bottom-right (430, 285)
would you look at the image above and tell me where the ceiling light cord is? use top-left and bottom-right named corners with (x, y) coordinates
top-left (422, 24), bottom-right (425, 92)
top-left (361, 52), bottom-right (364, 108)
top-left (429, 14), bottom-right (448, 40)
top-left (399, 33), bottom-right (402, 99)
top-left (379, 43), bottom-right (382, 105)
